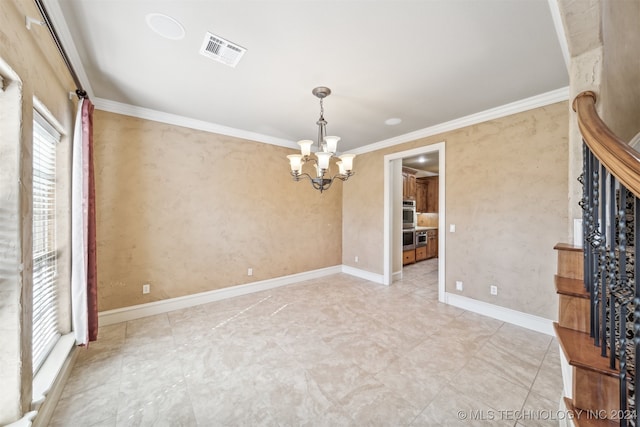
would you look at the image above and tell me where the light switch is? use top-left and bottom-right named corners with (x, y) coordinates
top-left (450, 224), bottom-right (456, 233)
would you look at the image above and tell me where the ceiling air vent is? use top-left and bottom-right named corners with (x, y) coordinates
top-left (199, 32), bottom-right (246, 68)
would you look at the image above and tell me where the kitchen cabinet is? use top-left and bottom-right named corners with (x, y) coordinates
top-left (416, 176), bottom-right (438, 213)
top-left (426, 229), bottom-right (438, 259)
top-left (424, 176), bottom-right (439, 213)
top-left (426, 176), bottom-right (438, 213)
top-left (403, 249), bottom-right (416, 265)
top-left (402, 168), bottom-right (417, 200)
top-left (415, 246), bottom-right (427, 261)
top-left (416, 179), bottom-right (428, 212)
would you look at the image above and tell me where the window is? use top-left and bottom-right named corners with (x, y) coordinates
top-left (32, 109), bottom-right (61, 374)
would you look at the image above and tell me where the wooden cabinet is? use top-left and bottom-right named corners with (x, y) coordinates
top-left (403, 249), bottom-right (416, 265)
top-left (416, 176), bottom-right (438, 213)
top-left (426, 229), bottom-right (438, 259)
top-left (416, 180), bottom-right (428, 212)
top-left (405, 230), bottom-right (437, 264)
top-left (415, 246), bottom-right (427, 261)
top-left (402, 168), bottom-right (417, 200)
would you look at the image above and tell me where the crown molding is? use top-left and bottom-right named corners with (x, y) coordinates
top-left (351, 86), bottom-right (570, 155)
top-left (93, 85), bottom-right (568, 154)
top-left (93, 97), bottom-right (298, 149)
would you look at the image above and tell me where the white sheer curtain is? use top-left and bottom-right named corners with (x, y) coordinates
top-left (71, 98), bottom-right (88, 345)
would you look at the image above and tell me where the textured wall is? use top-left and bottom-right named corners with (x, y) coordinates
top-left (343, 102), bottom-right (569, 319)
top-left (600, 0), bottom-right (640, 142)
top-left (557, 0), bottom-right (603, 242)
top-left (0, 0), bottom-right (75, 423)
top-left (94, 111), bottom-right (342, 311)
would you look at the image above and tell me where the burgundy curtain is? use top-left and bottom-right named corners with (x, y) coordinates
top-left (83, 99), bottom-right (98, 342)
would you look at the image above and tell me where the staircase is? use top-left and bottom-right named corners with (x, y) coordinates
top-left (553, 91), bottom-right (640, 427)
top-left (555, 243), bottom-right (620, 427)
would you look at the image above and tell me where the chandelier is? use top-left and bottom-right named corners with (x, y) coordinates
top-left (287, 87), bottom-right (356, 193)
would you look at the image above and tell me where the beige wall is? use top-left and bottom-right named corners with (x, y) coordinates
top-left (559, 0), bottom-right (640, 240)
top-left (0, 0), bottom-right (75, 423)
top-left (94, 111), bottom-right (342, 311)
top-left (343, 102), bottom-right (569, 319)
top-left (600, 0), bottom-right (640, 142)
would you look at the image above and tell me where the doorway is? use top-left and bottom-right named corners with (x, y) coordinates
top-left (383, 142), bottom-right (445, 303)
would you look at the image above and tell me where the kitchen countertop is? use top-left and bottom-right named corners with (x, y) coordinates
top-left (416, 226), bottom-right (437, 231)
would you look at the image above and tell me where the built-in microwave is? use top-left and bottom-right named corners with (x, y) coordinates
top-left (402, 200), bottom-right (416, 229)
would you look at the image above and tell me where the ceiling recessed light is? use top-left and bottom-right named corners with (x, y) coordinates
top-left (384, 118), bottom-right (402, 126)
top-left (146, 13), bottom-right (185, 40)
top-left (418, 156), bottom-right (427, 163)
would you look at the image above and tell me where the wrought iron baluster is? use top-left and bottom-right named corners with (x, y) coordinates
top-left (579, 143), bottom-right (589, 291)
top-left (592, 155), bottom-right (601, 344)
top-left (621, 300), bottom-right (629, 427)
top-left (634, 196), bottom-right (640, 424)
top-left (609, 175), bottom-right (618, 369)
top-left (600, 164), bottom-right (608, 357)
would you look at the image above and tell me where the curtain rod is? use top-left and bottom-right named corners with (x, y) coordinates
top-left (33, 0), bottom-right (87, 99)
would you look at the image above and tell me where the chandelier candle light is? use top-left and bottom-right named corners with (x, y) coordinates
top-left (287, 87), bottom-right (356, 193)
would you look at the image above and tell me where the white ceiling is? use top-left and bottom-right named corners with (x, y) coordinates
top-left (45, 0), bottom-right (568, 153)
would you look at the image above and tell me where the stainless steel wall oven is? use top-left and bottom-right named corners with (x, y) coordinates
top-left (402, 228), bottom-right (415, 250)
top-left (402, 200), bottom-right (416, 229)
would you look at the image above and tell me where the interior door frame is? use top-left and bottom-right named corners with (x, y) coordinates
top-left (383, 142), bottom-right (445, 303)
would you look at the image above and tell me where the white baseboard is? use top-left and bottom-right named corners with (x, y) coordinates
top-left (341, 265), bottom-right (385, 285)
top-left (444, 292), bottom-right (555, 336)
top-left (392, 270), bottom-right (403, 283)
top-left (99, 265), bottom-right (342, 326)
top-left (99, 267), bottom-right (554, 338)
top-left (559, 346), bottom-right (572, 398)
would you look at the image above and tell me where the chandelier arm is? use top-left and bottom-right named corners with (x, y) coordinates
top-left (329, 171), bottom-right (355, 182)
top-left (291, 172), bottom-right (314, 182)
top-left (302, 156), bottom-right (317, 165)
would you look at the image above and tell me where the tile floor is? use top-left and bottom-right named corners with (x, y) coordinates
top-left (49, 259), bottom-right (564, 426)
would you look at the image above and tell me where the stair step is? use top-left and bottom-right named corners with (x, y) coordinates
top-left (558, 294), bottom-right (590, 333)
top-left (554, 243), bottom-right (585, 281)
top-left (555, 323), bottom-right (617, 377)
top-left (555, 275), bottom-right (589, 299)
top-left (556, 275), bottom-right (590, 333)
top-left (555, 323), bottom-right (620, 415)
top-left (563, 398), bottom-right (619, 427)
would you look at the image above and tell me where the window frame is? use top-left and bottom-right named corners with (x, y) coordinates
top-left (31, 106), bottom-right (63, 375)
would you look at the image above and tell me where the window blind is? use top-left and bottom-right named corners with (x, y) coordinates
top-left (32, 109), bottom-right (60, 374)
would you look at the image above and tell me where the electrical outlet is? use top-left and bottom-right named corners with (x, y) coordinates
top-left (490, 285), bottom-right (498, 296)
top-left (142, 284), bottom-right (150, 294)
top-left (248, 268), bottom-right (253, 276)
top-left (456, 281), bottom-right (463, 291)
top-left (355, 256), bottom-right (359, 263)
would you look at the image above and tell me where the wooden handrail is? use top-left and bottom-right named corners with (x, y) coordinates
top-left (573, 91), bottom-right (640, 198)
